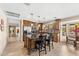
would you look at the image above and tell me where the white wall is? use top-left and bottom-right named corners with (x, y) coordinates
top-left (0, 8), bottom-right (8, 55)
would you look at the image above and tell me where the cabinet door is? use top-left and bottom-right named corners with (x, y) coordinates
top-left (53, 33), bottom-right (58, 42)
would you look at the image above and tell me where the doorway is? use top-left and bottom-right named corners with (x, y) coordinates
top-left (8, 26), bottom-right (16, 42)
top-left (9, 26), bottom-right (16, 37)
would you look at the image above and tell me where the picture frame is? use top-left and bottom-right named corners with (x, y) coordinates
top-left (0, 24), bottom-right (1, 31)
top-left (0, 18), bottom-right (4, 31)
top-left (1, 19), bottom-right (4, 25)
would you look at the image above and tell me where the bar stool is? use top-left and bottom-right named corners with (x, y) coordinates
top-left (46, 33), bottom-right (54, 51)
top-left (35, 35), bottom-right (47, 56)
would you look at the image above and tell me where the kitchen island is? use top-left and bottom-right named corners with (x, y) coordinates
top-left (24, 34), bottom-right (37, 55)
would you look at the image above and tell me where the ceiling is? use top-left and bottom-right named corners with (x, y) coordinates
top-left (0, 3), bottom-right (79, 23)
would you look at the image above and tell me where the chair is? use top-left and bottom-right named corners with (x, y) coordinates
top-left (66, 35), bottom-right (76, 45)
top-left (51, 35), bottom-right (54, 49)
top-left (35, 35), bottom-right (47, 56)
top-left (74, 36), bottom-right (79, 49)
top-left (46, 33), bottom-right (54, 51)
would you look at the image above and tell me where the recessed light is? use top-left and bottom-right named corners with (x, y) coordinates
top-left (54, 17), bottom-right (56, 18)
top-left (38, 16), bottom-right (40, 18)
top-left (30, 13), bottom-right (34, 15)
top-left (24, 3), bottom-right (31, 6)
top-left (43, 17), bottom-right (45, 19)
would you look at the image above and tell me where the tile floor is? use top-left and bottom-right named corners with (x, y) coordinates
top-left (2, 37), bottom-right (79, 56)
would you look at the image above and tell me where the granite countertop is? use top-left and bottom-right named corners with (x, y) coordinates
top-left (26, 34), bottom-right (37, 40)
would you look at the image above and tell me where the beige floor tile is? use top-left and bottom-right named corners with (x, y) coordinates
top-left (2, 37), bottom-right (79, 56)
